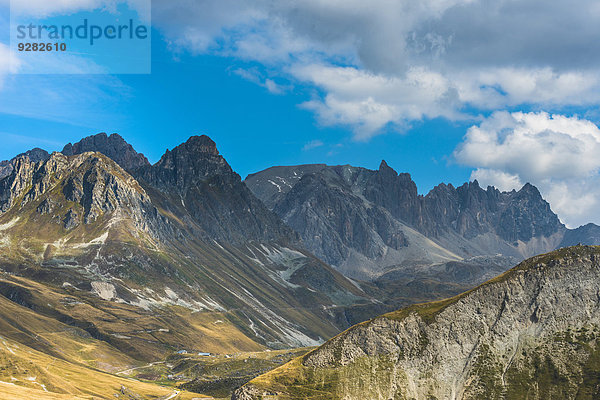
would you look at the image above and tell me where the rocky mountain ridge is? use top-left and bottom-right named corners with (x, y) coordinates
top-left (0, 147), bottom-right (49, 180)
top-left (234, 245), bottom-right (600, 400)
top-left (245, 163), bottom-right (598, 280)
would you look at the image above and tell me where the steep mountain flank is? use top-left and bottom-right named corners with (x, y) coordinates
top-left (133, 135), bottom-right (298, 244)
top-left (234, 245), bottom-right (600, 400)
top-left (0, 141), bottom-right (372, 358)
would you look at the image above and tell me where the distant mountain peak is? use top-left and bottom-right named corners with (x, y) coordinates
top-left (62, 132), bottom-right (150, 171)
top-left (150, 134), bottom-right (234, 188)
top-left (377, 159), bottom-right (399, 175)
top-left (378, 159), bottom-right (390, 170)
top-left (519, 182), bottom-right (541, 196)
top-left (21, 147), bottom-right (49, 161)
top-left (132, 135), bottom-right (297, 244)
top-left (183, 135), bottom-right (219, 154)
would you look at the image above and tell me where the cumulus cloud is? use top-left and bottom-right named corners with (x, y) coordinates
top-left (148, 0), bottom-right (600, 139)
top-left (455, 111), bottom-right (600, 181)
top-left (294, 64), bottom-right (462, 139)
top-left (455, 111), bottom-right (600, 227)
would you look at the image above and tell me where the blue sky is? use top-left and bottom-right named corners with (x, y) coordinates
top-left (1, 0), bottom-right (600, 227)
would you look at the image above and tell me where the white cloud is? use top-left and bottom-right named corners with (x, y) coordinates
top-left (455, 68), bottom-right (600, 109)
top-left (148, 0), bottom-right (600, 138)
top-left (233, 67), bottom-right (288, 94)
top-left (302, 139), bottom-right (324, 151)
top-left (455, 111), bottom-right (600, 227)
top-left (293, 64), bottom-right (461, 140)
top-left (470, 169), bottom-right (523, 192)
top-left (455, 111), bottom-right (600, 181)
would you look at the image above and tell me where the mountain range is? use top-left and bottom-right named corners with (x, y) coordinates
top-left (0, 134), bottom-right (372, 361)
top-left (1, 131), bottom-right (599, 399)
top-left (246, 163), bottom-right (599, 282)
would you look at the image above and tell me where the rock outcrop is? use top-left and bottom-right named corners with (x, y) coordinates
top-left (0, 147), bottom-right (49, 180)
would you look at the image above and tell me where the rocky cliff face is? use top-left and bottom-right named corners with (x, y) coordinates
top-left (246, 163), bottom-right (587, 281)
top-left (62, 132), bottom-right (150, 171)
top-left (0, 147), bottom-right (49, 180)
top-left (0, 152), bottom-right (161, 234)
top-left (271, 168), bottom-right (408, 273)
top-left (234, 246), bottom-right (600, 400)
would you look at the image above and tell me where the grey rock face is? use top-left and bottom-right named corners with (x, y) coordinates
top-left (363, 160), bottom-right (422, 226)
top-left (0, 147), bottom-right (50, 180)
top-left (62, 132), bottom-right (150, 171)
top-left (560, 223), bottom-right (600, 247)
top-left (0, 151), bottom-right (163, 235)
top-left (271, 169), bottom-right (408, 268)
top-left (420, 181), bottom-right (564, 242)
top-left (246, 162), bottom-right (592, 281)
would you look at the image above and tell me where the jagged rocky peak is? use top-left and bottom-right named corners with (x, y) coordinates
top-left (363, 160), bottom-right (420, 224)
top-left (134, 135), bottom-right (298, 244)
top-left (497, 182), bottom-right (563, 243)
top-left (138, 135), bottom-right (236, 193)
top-left (375, 159), bottom-right (415, 185)
top-left (20, 147), bottom-right (50, 163)
top-left (0, 147), bottom-right (50, 180)
top-left (62, 132), bottom-right (150, 171)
